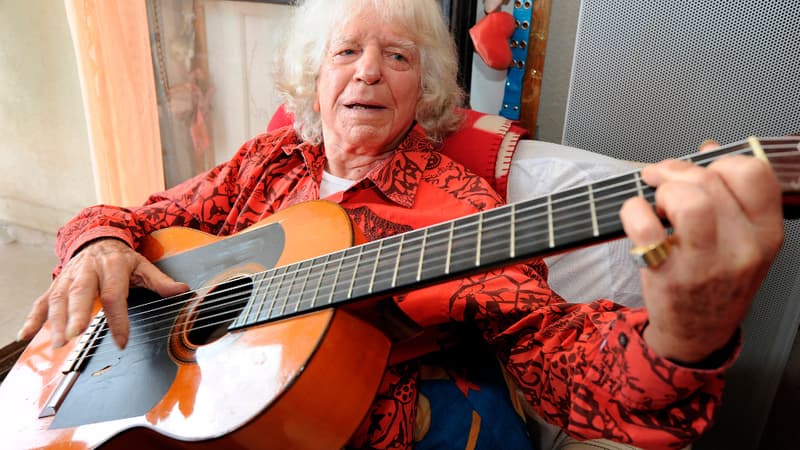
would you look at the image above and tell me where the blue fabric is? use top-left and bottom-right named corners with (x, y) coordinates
top-left (500, 1), bottom-right (535, 120)
top-left (414, 362), bottom-right (535, 450)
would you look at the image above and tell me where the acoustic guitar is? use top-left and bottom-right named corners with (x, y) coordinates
top-left (1, 137), bottom-right (798, 449)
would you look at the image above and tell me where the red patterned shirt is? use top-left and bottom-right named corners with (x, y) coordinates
top-left (55, 126), bottom-right (732, 450)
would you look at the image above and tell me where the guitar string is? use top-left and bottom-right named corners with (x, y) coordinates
top-left (73, 142), bottom-right (800, 356)
top-left (121, 167), bottom-right (654, 323)
top-left (172, 140), bottom-right (795, 328)
top-left (77, 142), bottom-right (800, 356)
top-left (78, 194), bottom-right (648, 357)
top-left (77, 142), bottom-right (798, 354)
top-left (122, 189), bottom-right (638, 338)
top-left (120, 160), bottom-right (651, 318)
top-left (118, 139), bottom-right (800, 321)
top-left (122, 140), bottom-right (798, 323)
top-left (80, 141), bottom-right (800, 353)
top-left (102, 184), bottom-right (644, 349)
top-left (79, 170), bottom-right (657, 355)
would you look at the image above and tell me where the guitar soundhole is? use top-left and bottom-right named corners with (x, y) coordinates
top-left (187, 276), bottom-right (253, 346)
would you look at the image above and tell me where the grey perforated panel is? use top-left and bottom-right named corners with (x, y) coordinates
top-left (562, 1), bottom-right (800, 449)
top-left (564, 0), bottom-right (800, 162)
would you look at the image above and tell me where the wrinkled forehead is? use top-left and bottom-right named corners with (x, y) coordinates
top-left (326, 3), bottom-right (418, 46)
top-left (327, 19), bottom-right (417, 51)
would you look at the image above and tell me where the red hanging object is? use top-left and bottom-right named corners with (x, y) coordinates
top-left (469, 11), bottom-right (516, 70)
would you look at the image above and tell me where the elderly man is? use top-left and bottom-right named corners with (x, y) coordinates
top-left (10, 0), bottom-right (784, 449)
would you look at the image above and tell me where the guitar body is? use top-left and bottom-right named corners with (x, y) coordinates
top-left (0, 201), bottom-right (392, 449)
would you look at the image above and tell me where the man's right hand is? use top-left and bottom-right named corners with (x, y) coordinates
top-left (17, 238), bottom-right (189, 349)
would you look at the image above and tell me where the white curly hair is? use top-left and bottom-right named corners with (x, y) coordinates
top-left (274, 0), bottom-right (465, 144)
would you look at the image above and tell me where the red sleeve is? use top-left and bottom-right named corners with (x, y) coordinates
top-left (398, 260), bottom-right (737, 450)
top-left (53, 138), bottom-right (259, 277)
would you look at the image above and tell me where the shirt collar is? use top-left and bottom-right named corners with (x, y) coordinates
top-left (282, 126), bottom-right (436, 208)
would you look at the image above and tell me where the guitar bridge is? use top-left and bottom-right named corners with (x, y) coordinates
top-left (61, 311), bottom-right (106, 373)
top-left (39, 311), bottom-right (107, 418)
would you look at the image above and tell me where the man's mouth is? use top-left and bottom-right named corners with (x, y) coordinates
top-left (345, 102), bottom-right (385, 110)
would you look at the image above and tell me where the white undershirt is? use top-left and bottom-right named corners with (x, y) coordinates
top-left (319, 170), bottom-right (358, 198)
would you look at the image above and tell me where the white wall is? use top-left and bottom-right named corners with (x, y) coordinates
top-left (204, 0), bottom-right (294, 164)
top-left (0, 0), bottom-right (96, 236)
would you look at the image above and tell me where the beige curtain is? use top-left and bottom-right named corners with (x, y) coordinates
top-left (64, 0), bottom-right (165, 206)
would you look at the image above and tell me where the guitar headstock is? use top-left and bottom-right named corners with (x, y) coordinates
top-left (759, 135), bottom-right (800, 219)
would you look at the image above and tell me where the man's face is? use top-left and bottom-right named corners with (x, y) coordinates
top-left (315, 12), bottom-right (421, 153)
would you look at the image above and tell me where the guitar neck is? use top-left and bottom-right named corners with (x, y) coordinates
top-left (231, 136), bottom-right (800, 329)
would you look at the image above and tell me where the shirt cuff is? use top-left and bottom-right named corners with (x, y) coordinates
top-left (587, 308), bottom-right (740, 411)
top-left (62, 226), bottom-right (135, 266)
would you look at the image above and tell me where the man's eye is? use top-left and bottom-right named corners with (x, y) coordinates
top-left (391, 53), bottom-right (406, 61)
top-left (338, 49), bottom-right (356, 56)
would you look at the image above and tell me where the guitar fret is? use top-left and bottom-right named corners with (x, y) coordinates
top-left (551, 187), bottom-right (594, 249)
top-left (264, 267), bottom-right (286, 320)
top-left (370, 236), bottom-right (400, 295)
top-left (332, 248), bottom-right (359, 302)
top-left (368, 240), bottom-right (382, 293)
top-left (588, 185), bottom-right (599, 237)
top-left (396, 229), bottom-right (426, 287)
top-left (328, 253), bottom-right (345, 304)
top-left (513, 197), bottom-right (549, 257)
top-left (445, 221), bottom-right (454, 274)
top-left (310, 254), bottom-right (329, 309)
top-left (250, 272), bottom-right (272, 325)
top-left (480, 206), bottom-right (512, 267)
top-left (347, 246), bottom-right (364, 298)
top-left (349, 241), bottom-right (381, 299)
top-left (475, 212), bottom-right (483, 266)
top-left (294, 261), bottom-right (312, 312)
top-left (256, 272), bottom-right (276, 323)
top-left (236, 272), bottom-right (263, 327)
top-left (446, 215), bottom-right (481, 274)
top-left (634, 172), bottom-right (644, 198)
top-left (391, 234), bottom-right (405, 287)
top-left (416, 228), bottom-right (428, 282)
top-left (270, 268), bottom-right (290, 318)
top-left (510, 204), bottom-right (516, 258)
top-left (547, 195), bottom-right (555, 248)
top-left (418, 222), bottom-right (450, 281)
top-left (280, 266), bottom-right (300, 315)
top-left (593, 175), bottom-right (635, 236)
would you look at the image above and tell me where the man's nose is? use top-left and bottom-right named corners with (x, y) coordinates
top-left (354, 47), bottom-right (382, 85)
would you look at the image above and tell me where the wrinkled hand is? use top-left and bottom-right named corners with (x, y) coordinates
top-left (620, 143), bottom-right (784, 364)
top-left (17, 239), bottom-right (188, 349)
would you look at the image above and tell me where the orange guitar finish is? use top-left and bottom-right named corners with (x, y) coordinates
top-left (0, 201), bottom-right (392, 449)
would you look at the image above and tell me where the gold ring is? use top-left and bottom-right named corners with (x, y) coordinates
top-left (630, 238), bottom-right (672, 269)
